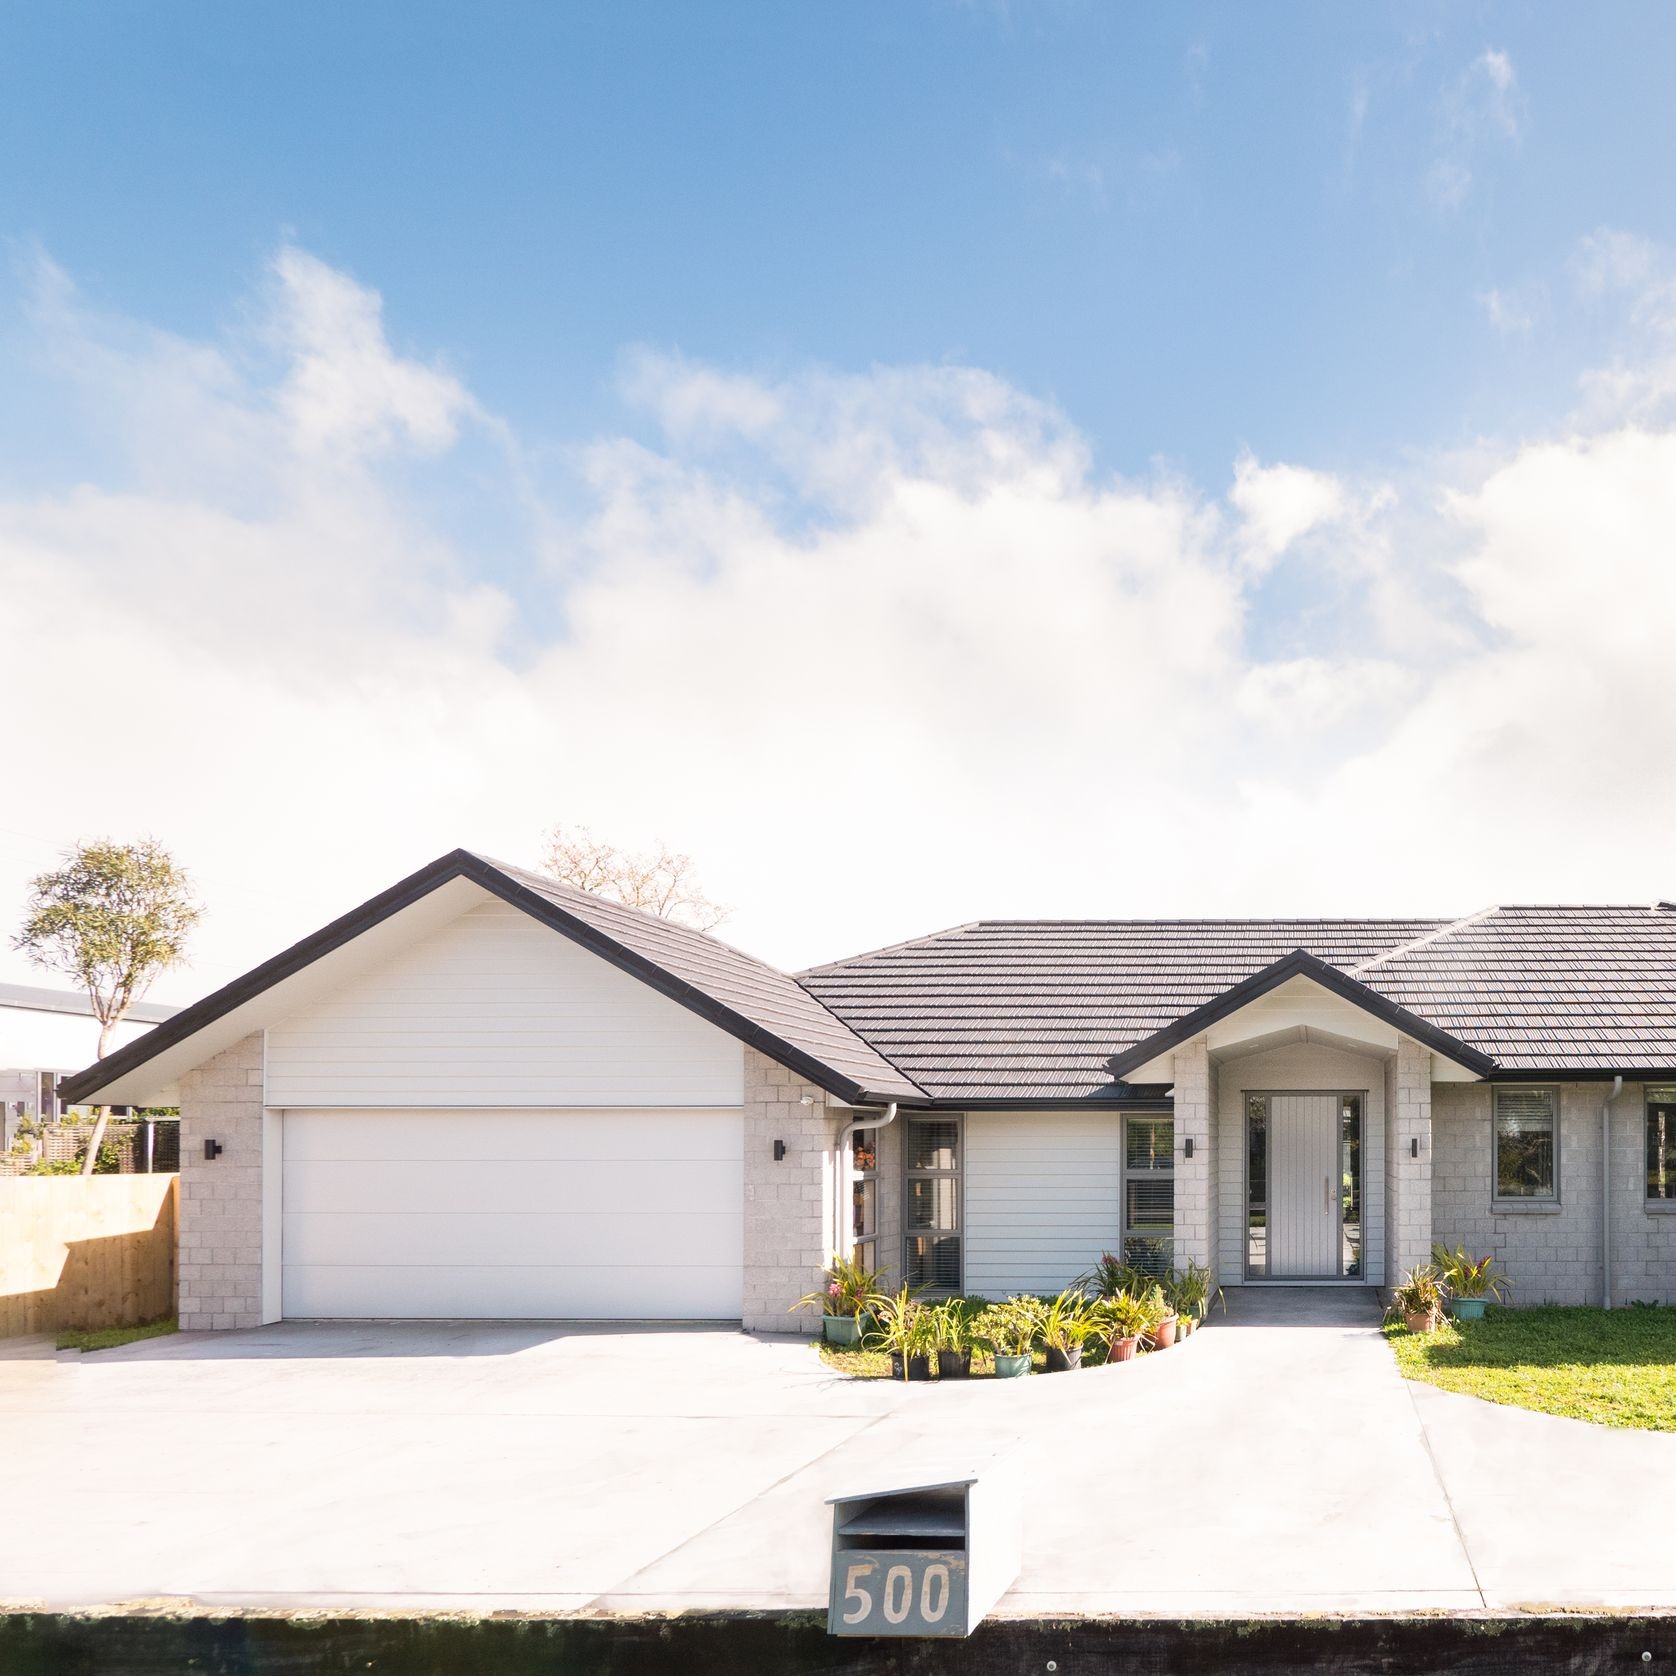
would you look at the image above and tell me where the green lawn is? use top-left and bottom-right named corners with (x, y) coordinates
top-left (1386, 1305), bottom-right (1676, 1431)
top-left (56, 1317), bottom-right (178, 1353)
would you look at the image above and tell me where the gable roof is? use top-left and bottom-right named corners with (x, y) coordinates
top-left (800, 918), bottom-right (1449, 1102)
top-left (1103, 948), bottom-right (1497, 1081)
top-left (58, 851), bottom-right (925, 1108)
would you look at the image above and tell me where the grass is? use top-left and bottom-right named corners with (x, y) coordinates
top-left (1385, 1304), bottom-right (1676, 1431)
top-left (56, 1316), bottom-right (178, 1353)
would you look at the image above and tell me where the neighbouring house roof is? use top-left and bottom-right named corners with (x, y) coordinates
top-left (0, 983), bottom-right (178, 1025)
top-left (801, 907), bottom-right (1676, 1100)
top-left (59, 851), bottom-right (926, 1109)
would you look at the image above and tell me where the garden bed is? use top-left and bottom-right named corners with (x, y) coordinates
top-left (1385, 1304), bottom-right (1676, 1431)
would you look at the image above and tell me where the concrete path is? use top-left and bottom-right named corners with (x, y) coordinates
top-left (2, 1298), bottom-right (1673, 1616)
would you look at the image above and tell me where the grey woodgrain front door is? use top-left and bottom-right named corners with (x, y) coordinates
top-left (1268, 1094), bottom-right (1340, 1278)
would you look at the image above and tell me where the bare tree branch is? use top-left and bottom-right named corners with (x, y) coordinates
top-left (539, 824), bottom-right (730, 931)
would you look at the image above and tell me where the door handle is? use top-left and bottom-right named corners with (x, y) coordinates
top-left (1325, 1174), bottom-right (1332, 1213)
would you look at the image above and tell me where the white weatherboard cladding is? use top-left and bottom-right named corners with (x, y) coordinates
top-left (281, 1109), bottom-right (744, 1318)
top-left (963, 1111), bottom-right (1122, 1296)
top-left (264, 899), bottom-right (744, 1108)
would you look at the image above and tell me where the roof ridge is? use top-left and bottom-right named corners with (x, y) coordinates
top-left (797, 920), bottom-right (985, 977)
top-left (1351, 906), bottom-right (1500, 976)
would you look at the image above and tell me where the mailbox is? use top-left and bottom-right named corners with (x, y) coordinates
top-left (826, 1453), bottom-right (1023, 1638)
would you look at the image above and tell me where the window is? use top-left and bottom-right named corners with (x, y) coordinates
top-left (851, 1129), bottom-right (878, 1265)
top-left (1122, 1116), bottom-right (1174, 1276)
top-left (904, 1117), bottom-right (961, 1291)
top-left (1494, 1086), bottom-right (1558, 1200)
top-left (1648, 1088), bottom-right (1676, 1203)
top-left (36, 1071), bottom-right (59, 1124)
top-left (1341, 1094), bottom-right (1362, 1279)
top-left (1246, 1095), bottom-right (1268, 1278)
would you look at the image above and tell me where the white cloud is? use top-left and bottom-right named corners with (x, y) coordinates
top-left (1229, 452), bottom-right (1349, 570)
top-left (2, 244), bottom-right (1675, 1011)
top-left (1428, 47), bottom-right (1525, 211)
top-left (1478, 285), bottom-right (1545, 335)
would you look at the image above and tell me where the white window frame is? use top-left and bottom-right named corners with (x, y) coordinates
top-left (1646, 1087), bottom-right (1676, 1208)
top-left (850, 1129), bottom-right (879, 1266)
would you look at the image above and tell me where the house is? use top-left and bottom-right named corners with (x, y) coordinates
top-left (59, 851), bottom-right (1676, 1332)
top-left (1, 982), bottom-right (178, 1147)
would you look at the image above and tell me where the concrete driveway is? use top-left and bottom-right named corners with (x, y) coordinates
top-left (3, 1292), bottom-right (1674, 1616)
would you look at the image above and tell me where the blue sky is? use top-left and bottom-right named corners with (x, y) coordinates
top-left (3, 4), bottom-right (1675, 998)
top-left (8, 3), bottom-right (1673, 482)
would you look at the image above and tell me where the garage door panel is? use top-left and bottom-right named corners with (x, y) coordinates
top-left (282, 1262), bottom-right (742, 1321)
top-left (282, 1109), bottom-right (741, 1164)
top-left (280, 1109), bottom-right (744, 1320)
top-left (283, 1208), bottom-right (743, 1270)
top-left (283, 1156), bottom-right (741, 1217)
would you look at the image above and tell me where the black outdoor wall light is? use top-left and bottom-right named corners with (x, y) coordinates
top-left (773, 1139), bottom-right (787, 1162)
top-left (1184, 1137), bottom-right (1194, 1158)
top-left (204, 1139), bottom-right (223, 1160)
top-left (1411, 1137), bottom-right (1420, 1159)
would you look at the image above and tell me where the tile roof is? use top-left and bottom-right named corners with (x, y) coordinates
top-left (798, 919), bottom-right (1449, 1101)
top-left (1350, 905), bottom-right (1676, 1075)
top-left (800, 907), bottom-right (1676, 1099)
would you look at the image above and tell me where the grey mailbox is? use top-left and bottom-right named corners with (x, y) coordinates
top-left (826, 1453), bottom-right (1023, 1638)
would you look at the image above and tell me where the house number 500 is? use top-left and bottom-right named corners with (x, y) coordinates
top-left (843, 1560), bottom-right (953, 1626)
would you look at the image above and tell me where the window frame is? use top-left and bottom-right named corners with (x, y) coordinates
top-left (850, 1128), bottom-right (879, 1267)
top-left (1646, 1086), bottom-right (1676, 1209)
top-left (902, 1114), bottom-right (963, 1295)
top-left (1120, 1114), bottom-right (1175, 1277)
top-left (1492, 1084), bottom-right (1561, 1205)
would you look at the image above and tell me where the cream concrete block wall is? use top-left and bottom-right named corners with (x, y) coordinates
top-left (177, 1032), bottom-right (265, 1331)
top-left (1171, 1037), bottom-right (1214, 1273)
top-left (1385, 1037), bottom-right (1433, 1284)
top-left (742, 1047), bottom-right (838, 1333)
top-left (1214, 1039), bottom-right (1388, 1285)
top-left (1432, 1080), bottom-right (1676, 1306)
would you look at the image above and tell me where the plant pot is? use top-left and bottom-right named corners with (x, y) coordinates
top-left (1449, 1298), bottom-right (1487, 1322)
top-left (1043, 1344), bottom-right (1083, 1373)
top-left (1403, 1310), bottom-right (1436, 1333)
top-left (936, 1350), bottom-right (972, 1379)
top-left (823, 1314), bottom-right (863, 1347)
top-left (1109, 1335), bottom-right (1139, 1362)
top-left (1151, 1314), bottom-right (1178, 1349)
top-left (890, 1352), bottom-right (933, 1381)
top-left (993, 1352), bottom-right (1032, 1378)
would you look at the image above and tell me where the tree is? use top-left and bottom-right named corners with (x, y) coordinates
top-left (541, 824), bottom-right (729, 931)
top-left (14, 839), bottom-right (202, 1175)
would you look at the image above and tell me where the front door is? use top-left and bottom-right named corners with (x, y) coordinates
top-left (1267, 1094), bottom-right (1340, 1278)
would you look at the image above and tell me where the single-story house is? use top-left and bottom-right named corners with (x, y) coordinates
top-left (60, 851), bottom-right (1676, 1331)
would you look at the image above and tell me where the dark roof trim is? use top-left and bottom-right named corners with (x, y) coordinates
top-left (1103, 948), bottom-right (1499, 1080)
top-left (59, 851), bottom-right (928, 1109)
top-left (910, 1094), bottom-right (1176, 1112)
top-left (1484, 1067), bottom-right (1676, 1083)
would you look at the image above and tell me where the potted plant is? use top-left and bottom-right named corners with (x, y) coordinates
top-left (1037, 1287), bottom-right (1097, 1372)
top-left (1432, 1245), bottom-right (1509, 1321)
top-left (975, 1297), bottom-right (1039, 1378)
top-left (1388, 1263), bottom-right (1447, 1333)
top-left (867, 1286), bottom-right (935, 1380)
top-left (791, 1253), bottom-right (886, 1345)
top-left (1165, 1260), bottom-right (1223, 1332)
top-left (931, 1297), bottom-right (980, 1378)
top-left (1095, 1290), bottom-right (1152, 1362)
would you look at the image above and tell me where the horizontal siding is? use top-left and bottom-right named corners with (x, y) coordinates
top-left (963, 1111), bottom-right (1122, 1296)
top-left (266, 901), bottom-right (744, 1107)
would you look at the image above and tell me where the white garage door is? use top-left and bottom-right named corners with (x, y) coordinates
top-left (281, 1109), bottom-right (744, 1320)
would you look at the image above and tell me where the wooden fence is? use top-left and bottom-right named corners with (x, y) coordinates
top-left (0, 1174), bottom-right (178, 1336)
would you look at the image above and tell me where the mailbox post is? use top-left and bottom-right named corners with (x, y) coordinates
top-left (826, 1453), bottom-right (1023, 1638)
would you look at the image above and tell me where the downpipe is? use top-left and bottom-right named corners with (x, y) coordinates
top-left (1602, 1075), bottom-right (1623, 1309)
top-left (834, 1103), bottom-right (897, 1263)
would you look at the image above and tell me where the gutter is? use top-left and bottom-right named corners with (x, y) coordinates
top-left (1602, 1075), bottom-right (1624, 1309)
top-left (835, 1103), bottom-right (898, 1264)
